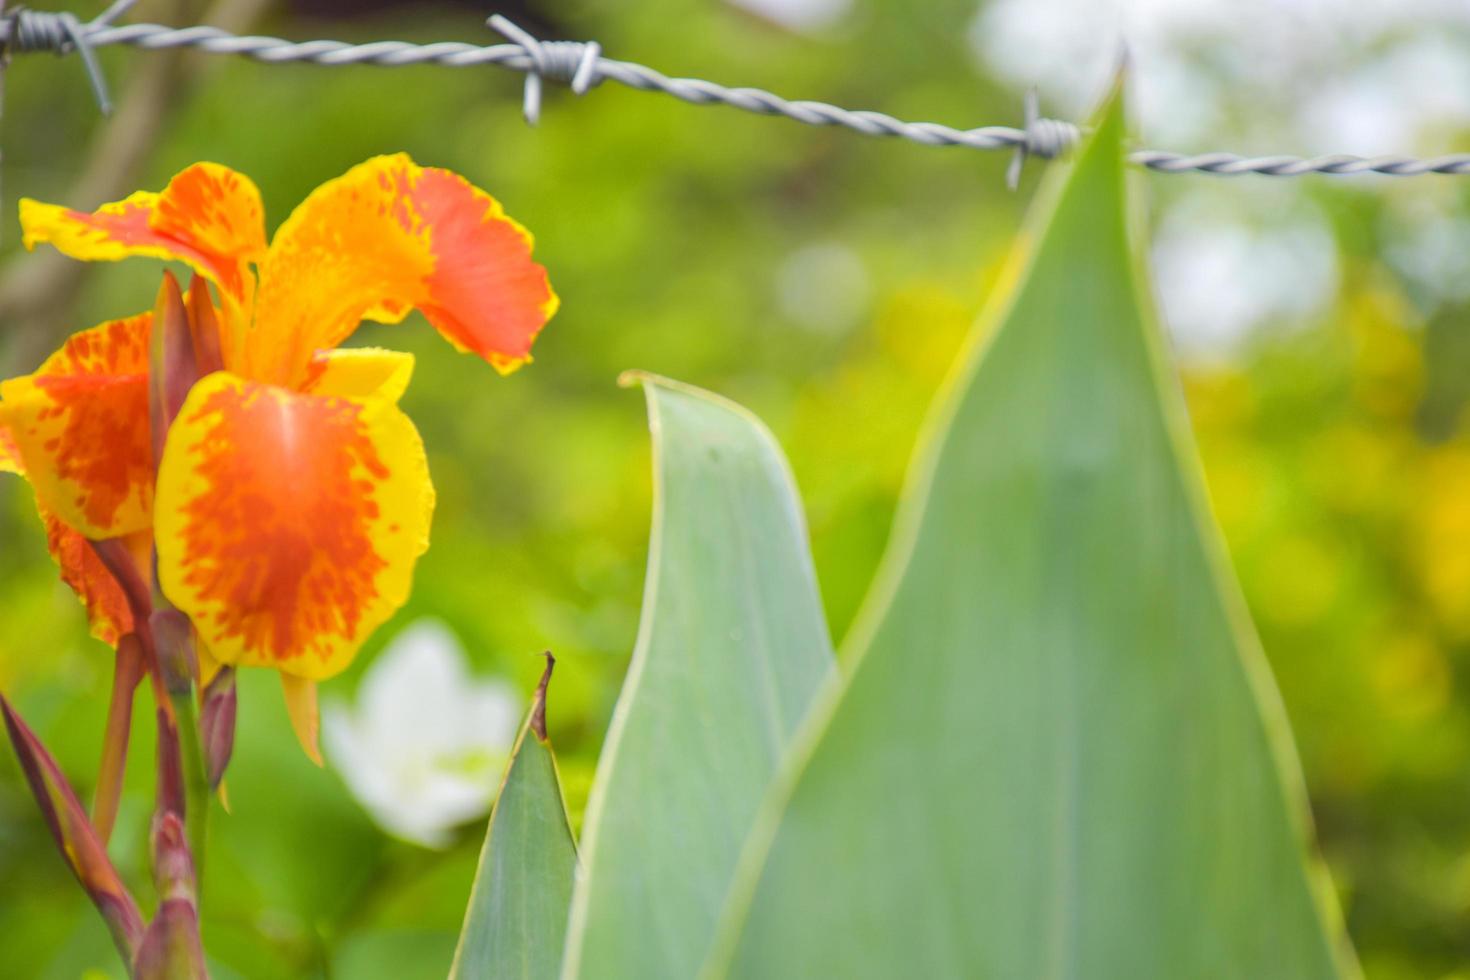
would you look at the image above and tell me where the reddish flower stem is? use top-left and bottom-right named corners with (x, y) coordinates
top-left (92, 633), bottom-right (146, 844)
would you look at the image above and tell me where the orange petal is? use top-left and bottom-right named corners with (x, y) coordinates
top-left (41, 510), bottom-right (151, 647)
top-left (244, 154), bottom-right (557, 386)
top-left (0, 314), bottom-right (154, 537)
top-left (300, 347), bottom-right (415, 404)
top-left (21, 164), bottom-right (265, 309)
top-left (280, 675), bottom-right (322, 766)
top-left (154, 372), bottom-right (433, 680)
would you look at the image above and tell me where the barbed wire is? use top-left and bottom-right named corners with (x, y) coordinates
top-left (4, 2), bottom-right (1470, 182)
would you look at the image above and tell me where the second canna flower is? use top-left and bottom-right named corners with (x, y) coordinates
top-left (0, 154), bottom-right (556, 758)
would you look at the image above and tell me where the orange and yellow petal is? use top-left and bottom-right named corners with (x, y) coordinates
top-left (42, 511), bottom-right (151, 646)
top-left (244, 154), bottom-right (556, 386)
top-left (20, 163), bottom-right (266, 312)
top-left (0, 314), bottom-right (154, 537)
top-left (300, 347), bottom-right (415, 404)
top-left (154, 372), bottom-right (434, 680)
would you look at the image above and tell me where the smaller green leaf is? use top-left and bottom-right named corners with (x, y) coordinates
top-left (450, 655), bottom-right (578, 980)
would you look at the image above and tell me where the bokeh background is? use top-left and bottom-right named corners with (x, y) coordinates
top-left (2, 0), bottom-right (1469, 976)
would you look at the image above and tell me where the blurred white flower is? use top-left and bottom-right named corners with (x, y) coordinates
top-left (323, 619), bottom-right (521, 848)
top-left (1151, 190), bottom-right (1338, 358)
top-left (724, 0), bottom-right (853, 34)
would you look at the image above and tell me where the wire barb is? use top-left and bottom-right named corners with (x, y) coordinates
top-left (0, 0), bottom-right (133, 114)
top-left (486, 15), bottom-right (600, 126)
top-left (1007, 89), bottom-right (1082, 189)
top-left (4, 6), bottom-right (1468, 180)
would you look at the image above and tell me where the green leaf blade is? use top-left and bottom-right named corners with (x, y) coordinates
top-left (451, 660), bottom-right (577, 980)
top-left (709, 85), bottom-right (1355, 979)
top-left (561, 375), bottom-right (836, 980)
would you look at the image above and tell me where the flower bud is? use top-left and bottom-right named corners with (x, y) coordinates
top-left (149, 271), bottom-right (200, 473)
top-left (200, 666), bottom-right (237, 789)
top-left (0, 695), bottom-right (143, 961)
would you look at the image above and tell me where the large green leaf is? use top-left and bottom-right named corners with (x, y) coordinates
top-left (450, 658), bottom-right (577, 980)
top-left (707, 85), bottom-right (1356, 978)
top-left (560, 375), bottom-right (836, 980)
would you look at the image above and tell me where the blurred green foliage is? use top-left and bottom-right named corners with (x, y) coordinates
top-left (0, 1), bottom-right (1465, 977)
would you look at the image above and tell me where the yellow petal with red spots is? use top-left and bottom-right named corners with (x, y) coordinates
top-left (243, 154), bottom-right (557, 386)
top-left (41, 510), bottom-right (151, 647)
top-left (0, 422), bottom-right (21, 474)
top-left (20, 163), bottom-right (267, 311)
top-left (0, 314), bottom-right (154, 537)
top-left (300, 348), bottom-right (415, 404)
top-left (154, 372), bottom-right (434, 680)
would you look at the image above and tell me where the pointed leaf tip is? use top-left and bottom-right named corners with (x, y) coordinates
top-left (530, 651), bottom-right (554, 743)
top-left (449, 656), bottom-right (577, 980)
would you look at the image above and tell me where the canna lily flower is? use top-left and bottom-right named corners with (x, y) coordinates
top-left (0, 155), bottom-right (556, 759)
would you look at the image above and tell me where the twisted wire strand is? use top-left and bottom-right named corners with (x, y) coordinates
top-left (8, 13), bottom-right (1467, 178)
top-left (0, 0), bottom-right (134, 112)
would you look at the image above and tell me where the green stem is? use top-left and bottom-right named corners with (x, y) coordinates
top-left (170, 687), bottom-right (210, 892)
